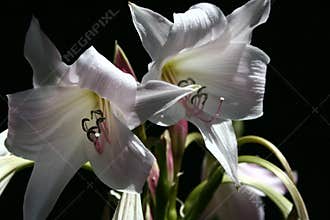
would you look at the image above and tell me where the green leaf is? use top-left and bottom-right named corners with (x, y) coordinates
top-left (238, 136), bottom-right (296, 182)
top-left (238, 155), bottom-right (309, 220)
top-left (184, 166), bottom-right (224, 220)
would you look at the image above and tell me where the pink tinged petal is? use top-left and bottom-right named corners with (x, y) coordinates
top-left (190, 119), bottom-right (239, 185)
top-left (113, 42), bottom-right (137, 79)
top-left (23, 137), bottom-right (87, 220)
top-left (227, 0), bottom-right (271, 42)
top-left (129, 2), bottom-right (173, 60)
top-left (112, 192), bottom-right (144, 220)
top-left (85, 113), bottom-right (155, 193)
top-left (6, 86), bottom-right (97, 160)
top-left (200, 184), bottom-right (264, 220)
top-left (66, 47), bottom-right (137, 114)
top-left (24, 17), bottom-right (69, 87)
top-left (158, 3), bottom-right (228, 62)
top-left (170, 42), bottom-right (269, 120)
top-left (238, 163), bottom-right (297, 196)
top-left (147, 162), bottom-right (160, 198)
top-left (123, 80), bottom-right (198, 129)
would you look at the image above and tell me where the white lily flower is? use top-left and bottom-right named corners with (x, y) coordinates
top-left (4, 18), bottom-right (198, 220)
top-left (200, 163), bottom-right (297, 220)
top-left (112, 192), bottom-right (144, 220)
top-left (129, 0), bottom-right (271, 184)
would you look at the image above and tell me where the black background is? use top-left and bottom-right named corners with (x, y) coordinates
top-left (0, 0), bottom-right (328, 219)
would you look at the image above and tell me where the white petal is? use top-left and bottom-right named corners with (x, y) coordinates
top-left (0, 130), bottom-right (9, 156)
top-left (129, 2), bottom-right (173, 60)
top-left (227, 0), bottom-right (271, 42)
top-left (6, 86), bottom-right (97, 160)
top-left (149, 103), bottom-right (186, 126)
top-left (66, 47), bottom-right (137, 113)
top-left (23, 137), bottom-right (87, 220)
top-left (112, 192), bottom-right (144, 220)
top-left (190, 119), bottom-right (239, 184)
top-left (24, 17), bottom-right (69, 87)
top-left (158, 3), bottom-right (227, 61)
top-left (201, 184), bottom-right (264, 220)
top-left (168, 42), bottom-right (269, 120)
top-left (6, 87), bottom-right (94, 220)
top-left (123, 80), bottom-right (199, 129)
top-left (86, 113), bottom-right (155, 193)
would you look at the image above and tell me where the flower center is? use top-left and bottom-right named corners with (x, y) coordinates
top-left (178, 78), bottom-right (225, 124)
top-left (161, 61), bottom-right (225, 124)
top-left (81, 98), bottom-right (111, 154)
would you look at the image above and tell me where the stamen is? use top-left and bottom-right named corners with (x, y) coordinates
top-left (176, 77), bottom-right (225, 124)
top-left (196, 97), bottom-right (225, 124)
top-left (178, 78), bottom-right (196, 87)
top-left (91, 110), bottom-right (104, 119)
top-left (81, 108), bottom-right (110, 154)
top-left (81, 118), bottom-right (90, 132)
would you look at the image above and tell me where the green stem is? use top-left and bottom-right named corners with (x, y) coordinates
top-left (183, 166), bottom-right (224, 220)
top-left (154, 139), bottom-right (170, 220)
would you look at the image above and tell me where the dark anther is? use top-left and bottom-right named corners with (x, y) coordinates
top-left (187, 78), bottom-right (196, 84)
top-left (96, 117), bottom-right (106, 131)
top-left (197, 86), bottom-right (206, 94)
top-left (190, 86), bottom-right (208, 108)
top-left (81, 118), bottom-right (90, 132)
top-left (178, 79), bottom-right (189, 87)
top-left (82, 110), bottom-right (106, 143)
top-left (91, 110), bottom-right (104, 120)
top-left (87, 126), bottom-right (99, 142)
top-left (190, 94), bottom-right (199, 105)
top-left (178, 77), bottom-right (196, 87)
top-left (199, 93), bottom-right (208, 106)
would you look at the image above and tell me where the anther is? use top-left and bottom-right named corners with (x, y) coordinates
top-left (81, 109), bottom-right (110, 154)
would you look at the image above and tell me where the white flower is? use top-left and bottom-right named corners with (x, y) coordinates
top-left (112, 192), bottom-right (144, 220)
top-left (129, 0), bottom-right (270, 184)
top-left (4, 17), bottom-right (197, 220)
